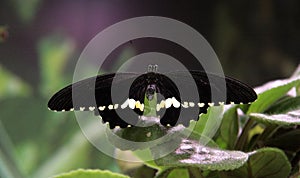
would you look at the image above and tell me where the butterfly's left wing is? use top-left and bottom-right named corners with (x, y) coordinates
top-left (48, 73), bottom-right (149, 128)
top-left (155, 70), bottom-right (257, 127)
top-left (48, 71), bottom-right (257, 128)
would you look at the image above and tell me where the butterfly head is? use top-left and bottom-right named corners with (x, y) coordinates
top-left (146, 84), bottom-right (157, 101)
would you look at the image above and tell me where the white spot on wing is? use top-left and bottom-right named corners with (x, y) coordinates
top-left (172, 97), bottom-right (181, 108)
top-left (89, 106), bottom-right (95, 111)
top-left (135, 101), bottom-right (142, 111)
top-left (128, 99), bottom-right (136, 109)
top-left (198, 103), bottom-right (205, 107)
top-left (182, 102), bottom-right (189, 108)
top-left (121, 99), bottom-right (129, 109)
top-left (189, 102), bottom-right (195, 107)
top-left (98, 106), bottom-right (105, 111)
top-left (165, 98), bottom-right (172, 108)
top-left (208, 103), bottom-right (215, 107)
top-left (114, 104), bottom-right (119, 109)
top-left (159, 100), bottom-right (165, 108)
top-left (156, 104), bottom-right (161, 111)
top-left (108, 105), bottom-right (113, 110)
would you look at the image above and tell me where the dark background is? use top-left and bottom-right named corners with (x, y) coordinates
top-left (1, 0), bottom-right (299, 86)
top-left (0, 0), bottom-right (299, 177)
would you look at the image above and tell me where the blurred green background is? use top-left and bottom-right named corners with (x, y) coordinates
top-left (0, 0), bottom-right (299, 178)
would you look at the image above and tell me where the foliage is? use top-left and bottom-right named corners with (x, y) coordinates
top-left (53, 169), bottom-right (129, 178)
top-left (0, 35), bottom-right (117, 178)
top-left (1, 1), bottom-right (300, 178)
top-left (55, 64), bottom-right (299, 178)
top-left (1, 49), bottom-right (300, 177)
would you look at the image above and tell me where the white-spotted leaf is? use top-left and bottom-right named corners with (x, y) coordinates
top-left (250, 111), bottom-right (300, 126)
top-left (152, 139), bottom-right (248, 171)
top-left (248, 76), bottom-right (300, 113)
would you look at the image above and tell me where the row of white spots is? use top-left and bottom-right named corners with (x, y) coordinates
top-left (121, 99), bottom-right (144, 111)
top-left (49, 99), bottom-right (246, 112)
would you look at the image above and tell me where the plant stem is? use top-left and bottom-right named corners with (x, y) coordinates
top-left (248, 124), bottom-right (279, 151)
top-left (0, 122), bottom-right (25, 178)
top-left (188, 167), bottom-right (204, 178)
top-left (155, 168), bottom-right (173, 178)
top-left (235, 118), bottom-right (255, 151)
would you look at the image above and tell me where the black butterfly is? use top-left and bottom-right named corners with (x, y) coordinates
top-left (48, 70), bottom-right (257, 129)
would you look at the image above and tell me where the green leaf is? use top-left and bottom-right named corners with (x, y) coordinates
top-left (11, 0), bottom-right (41, 23)
top-left (167, 168), bottom-right (189, 178)
top-left (219, 105), bottom-right (239, 149)
top-left (291, 65), bottom-right (300, 96)
top-left (131, 165), bottom-right (157, 178)
top-left (155, 167), bottom-right (204, 178)
top-left (0, 98), bottom-right (45, 142)
top-left (222, 148), bottom-right (291, 178)
top-left (143, 93), bottom-right (158, 117)
top-left (263, 129), bottom-right (300, 153)
top-left (32, 120), bottom-right (112, 178)
top-left (153, 139), bottom-right (248, 171)
top-left (38, 34), bottom-right (75, 97)
top-left (248, 76), bottom-right (300, 113)
top-left (266, 96), bottom-right (300, 114)
top-left (0, 65), bottom-right (31, 99)
top-left (53, 169), bottom-right (129, 178)
top-left (0, 122), bottom-right (24, 178)
top-left (250, 111), bottom-right (300, 126)
top-left (134, 150), bottom-right (160, 169)
top-left (106, 117), bottom-right (171, 151)
top-left (189, 106), bottom-right (224, 144)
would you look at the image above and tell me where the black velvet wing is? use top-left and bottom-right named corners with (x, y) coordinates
top-left (156, 70), bottom-right (257, 126)
top-left (48, 73), bottom-right (139, 111)
top-left (189, 70), bottom-right (257, 104)
top-left (48, 71), bottom-right (257, 128)
top-left (48, 73), bottom-right (146, 128)
top-left (48, 72), bottom-right (182, 128)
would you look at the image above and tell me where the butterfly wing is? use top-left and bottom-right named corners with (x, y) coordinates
top-left (161, 70), bottom-right (257, 105)
top-left (48, 70), bottom-right (257, 128)
top-left (48, 73), bottom-right (137, 110)
top-left (156, 70), bottom-right (257, 126)
top-left (48, 73), bottom-right (145, 128)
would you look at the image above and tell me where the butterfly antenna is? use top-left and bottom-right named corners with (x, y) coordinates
top-left (147, 64), bottom-right (158, 73)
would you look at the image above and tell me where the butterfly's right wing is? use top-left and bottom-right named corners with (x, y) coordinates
top-left (155, 71), bottom-right (257, 127)
top-left (189, 70), bottom-right (257, 104)
top-left (48, 73), bottom-right (147, 128)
